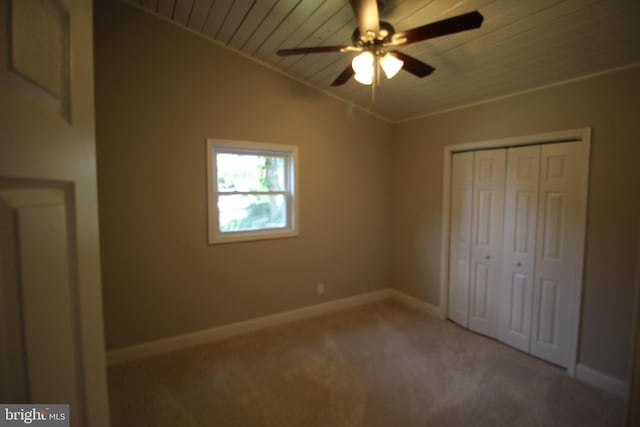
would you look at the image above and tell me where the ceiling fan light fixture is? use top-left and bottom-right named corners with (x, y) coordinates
top-left (277, 5), bottom-right (484, 90)
top-left (380, 53), bottom-right (403, 79)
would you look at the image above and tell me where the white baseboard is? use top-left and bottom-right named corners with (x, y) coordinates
top-left (575, 363), bottom-right (628, 398)
top-left (389, 289), bottom-right (443, 318)
top-left (107, 288), bottom-right (392, 365)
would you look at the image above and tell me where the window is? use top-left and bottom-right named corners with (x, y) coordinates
top-left (207, 139), bottom-right (298, 244)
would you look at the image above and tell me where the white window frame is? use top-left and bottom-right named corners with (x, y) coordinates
top-left (206, 138), bottom-right (299, 244)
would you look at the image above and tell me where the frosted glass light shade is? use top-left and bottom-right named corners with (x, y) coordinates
top-left (352, 51), bottom-right (374, 74)
top-left (380, 53), bottom-right (403, 79)
top-left (352, 51), bottom-right (374, 85)
top-left (354, 70), bottom-right (373, 85)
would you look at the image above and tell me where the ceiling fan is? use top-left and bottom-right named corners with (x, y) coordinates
top-left (276, 0), bottom-right (484, 98)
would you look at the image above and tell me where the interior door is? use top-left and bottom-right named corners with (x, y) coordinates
top-left (469, 149), bottom-right (506, 338)
top-left (499, 145), bottom-right (540, 352)
top-left (448, 152), bottom-right (474, 327)
top-left (0, 0), bottom-right (110, 424)
top-left (530, 141), bottom-right (589, 367)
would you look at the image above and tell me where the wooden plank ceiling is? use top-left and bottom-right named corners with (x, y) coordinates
top-left (128, 0), bottom-right (640, 122)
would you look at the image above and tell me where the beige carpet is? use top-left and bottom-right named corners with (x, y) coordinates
top-left (108, 300), bottom-right (624, 426)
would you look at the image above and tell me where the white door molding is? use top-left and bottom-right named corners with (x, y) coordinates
top-left (440, 128), bottom-right (591, 376)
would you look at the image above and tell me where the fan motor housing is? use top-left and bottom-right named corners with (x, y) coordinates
top-left (352, 21), bottom-right (396, 45)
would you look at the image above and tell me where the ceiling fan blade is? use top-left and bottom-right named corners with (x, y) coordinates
top-left (388, 51), bottom-right (435, 77)
top-left (277, 45), bottom-right (352, 56)
top-left (393, 11), bottom-right (483, 46)
top-left (350, 0), bottom-right (380, 40)
top-left (331, 65), bottom-right (355, 86)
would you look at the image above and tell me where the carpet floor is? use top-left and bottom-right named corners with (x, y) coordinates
top-left (108, 300), bottom-right (624, 426)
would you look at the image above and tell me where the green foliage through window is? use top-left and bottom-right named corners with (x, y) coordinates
top-left (216, 153), bottom-right (287, 232)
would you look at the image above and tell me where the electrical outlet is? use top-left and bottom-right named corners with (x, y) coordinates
top-left (317, 282), bottom-right (325, 295)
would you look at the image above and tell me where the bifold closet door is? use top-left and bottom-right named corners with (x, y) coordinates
top-left (448, 152), bottom-right (474, 327)
top-left (499, 145), bottom-right (540, 353)
top-left (529, 141), bottom-right (588, 367)
top-left (468, 149), bottom-right (505, 338)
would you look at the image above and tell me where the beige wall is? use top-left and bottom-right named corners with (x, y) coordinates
top-left (94, 1), bottom-right (392, 351)
top-left (391, 66), bottom-right (640, 381)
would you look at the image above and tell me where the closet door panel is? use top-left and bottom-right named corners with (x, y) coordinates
top-left (499, 145), bottom-right (540, 352)
top-left (469, 149), bottom-right (505, 338)
top-left (530, 141), bottom-right (588, 367)
top-left (448, 152), bottom-right (474, 327)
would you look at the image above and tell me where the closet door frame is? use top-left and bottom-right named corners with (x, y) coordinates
top-left (439, 128), bottom-right (591, 377)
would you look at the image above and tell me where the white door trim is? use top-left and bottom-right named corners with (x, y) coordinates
top-left (439, 128), bottom-right (591, 377)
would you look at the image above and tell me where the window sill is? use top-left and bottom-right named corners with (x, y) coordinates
top-left (208, 229), bottom-right (299, 245)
